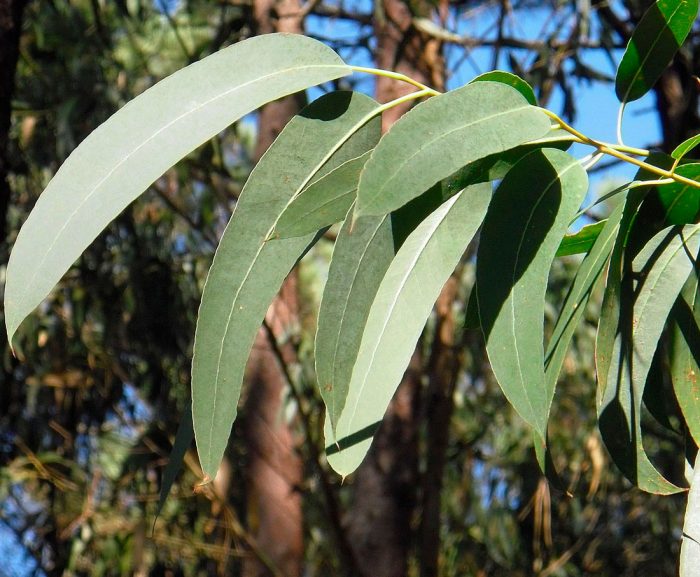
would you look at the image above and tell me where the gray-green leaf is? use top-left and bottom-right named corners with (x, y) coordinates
top-left (192, 92), bottom-right (380, 479)
top-left (325, 184), bottom-right (491, 476)
top-left (615, 0), bottom-right (698, 103)
top-left (478, 148), bottom-right (588, 443)
top-left (274, 151), bottom-right (373, 239)
top-left (470, 70), bottom-right (537, 105)
top-left (355, 82), bottom-right (550, 217)
top-left (598, 224), bottom-right (700, 494)
top-left (4, 33), bottom-right (350, 344)
top-left (681, 455), bottom-right (700, 576)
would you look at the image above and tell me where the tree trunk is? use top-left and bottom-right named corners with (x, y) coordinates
top-left (343, 3), bottom-right (445, 576)
top-left (241, 1), bottom-right (305, 576)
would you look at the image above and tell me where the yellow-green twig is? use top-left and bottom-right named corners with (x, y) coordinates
top-left (350, 65), bottom-right (442, 97)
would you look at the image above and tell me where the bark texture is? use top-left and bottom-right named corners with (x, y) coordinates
top-left (241, 1), bottom-right (306, 576)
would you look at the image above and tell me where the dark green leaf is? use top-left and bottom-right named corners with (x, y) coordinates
top-left (615, 0), bottom-right (698, 103)
top-left (478, 148), bottom-right (588, 443)
top-left (470, 70), bottom-right (538, 105)
top-left (658, 163), bottom-right (700, 224)
top-left (599, 225), bottom-right (700, 494)
top-left (556, 220), bottom-right (607, 257)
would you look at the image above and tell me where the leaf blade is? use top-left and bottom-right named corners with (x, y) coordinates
top-left (355, 82), bottom-right (550, 217)
top-left (192, 92), bottom-right (380, 478)
top-left (477, 148), bottom-right (588, 442)
top-left (5, 33), bottom-right (350, 343)
top-left (326, 184), bottom-right (491, 476)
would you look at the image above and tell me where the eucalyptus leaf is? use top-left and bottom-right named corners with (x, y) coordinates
top-left (681, 455), bottom-right (700, 576)
top-left (658, 163), bottom-right (700, 224)
top-left (615, 0), bottom-right (698, 103)
top-left (599, 224), bottom-right (700, 494)
top-left (192, 92), bottom-right (380, 479)
top-left (326, 184), bottom-right (491, 476)
top-left (556, 220), bottom-right (607, 257)
top-left (671, 271), bottom-right (700, 446)
top-left (673, 133), bottom-right (700, 161)
top-left (478, 148), bottom-right (588, 443)
top-left (274, 151), bottom-right (373, 239)
top-left (4, 33), bottom-right (351, 344)
top-left (355, 82), bottom-right (550, 217)
top-left (471, 70), bottom-right (537, 105)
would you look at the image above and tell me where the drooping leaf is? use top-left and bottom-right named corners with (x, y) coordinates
top-left (556, 220), bottom-right (607, 257)
top-left (4, 33), bottom-right (351, 344)
top-left (673, 133), bottom-right (700, 161)
top-left (154, 403), bottom-right (194, 527)
top-left (546, 203), bottom-right (624, 393)
top-left (316, 210), bottom-right (395, 434)
top-left (317, 182), bottom-right (460, 435)
top-left (355, 82), bottom-right (550, 217)
top-left (681, 454), bottom-right (700, 576)
top-left (615, 0), bottom-right (698, 103)
top-left (671, 270), bottom-right (700, 446)
top-left (471, 70), bottom-right (537, 105)
top-left (478, 148), bottom-right (588, 443)
top-left (325, 184), bottom-right (491, 476)
top-left (274, 151), bottom-right (373, 239)
top-left (598, 224), bottom-right (700, 494)
top-left (192, 92), bottom-right (380, 479)
top-left (658, 163), bottom-right (700, 224)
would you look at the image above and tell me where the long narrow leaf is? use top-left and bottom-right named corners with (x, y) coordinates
top-left (325, 184), bottom-right (491, 476)
top-left (615, 0), bottom-right (698, 103)
top-left (598, 225), bottom-right (700, 494)
top-left (274, 151), bottom-right (372, 239)
top-left (4, 34), bottom-right (350, 344)
top-left (478, 148), bottom-right (588, 443)
top-left (355, 82), bottom-right (550, 217)
top-left (681, 455), bottom-right (700, 576)
top-left (192, 92), bottom-right (380, 479)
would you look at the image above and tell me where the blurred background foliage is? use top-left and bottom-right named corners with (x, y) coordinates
top-left (0, 0), bottom-right (696, 576)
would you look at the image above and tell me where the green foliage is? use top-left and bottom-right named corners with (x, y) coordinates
top-left (7, 14), bottom-right (700, 571)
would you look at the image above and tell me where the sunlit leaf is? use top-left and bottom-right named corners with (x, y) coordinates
top-left (681, 454), bottom-right (700, 576)
top-left (192, 92), bottom-right (380, 479)
top-left (599, 224), bottom-right (700, 494)
top-left (673, 133), bottom-right (700, 161)
top-left (326, 184), bottom-right (491, 476)
top-left (355, 82), bottom-right (550, 217)
top-left (4, 33), bottom-right (351, 344)
top-left (615, 0), bottom-right (698, 103)
top-left (471, 70), bottom-right (537, 105)
top-left (274, 151), bottom-right (373, 239)
top-left (478, 148), bottom-right (588, 443)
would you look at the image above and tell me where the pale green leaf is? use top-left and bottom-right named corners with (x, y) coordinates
top-left (325, 184), bottom-right (491, 476)
top-left (355, 82), bottom-right (550, 217)
top-left (471, 70), bottom-right (537, 105)
top-left (599, 224), bottom-right (700, 494)
top-left (478, 148), bottom-right (588, 442)
top-left (615, 0), bottom-right (698, 103)
top-left (671, 271), bottom-right (700, 446)
top-left (5, 33), bottom-right (350, 344)
top-left (274, 151), bottom-right (373, 239)
top-left (681, 454), bottom-right (700, 576)
top-left (192, 92), bottom-right (380, 479)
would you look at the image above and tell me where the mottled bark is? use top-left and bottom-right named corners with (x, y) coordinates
top-left (241, 1), bottom-right (305, 576)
